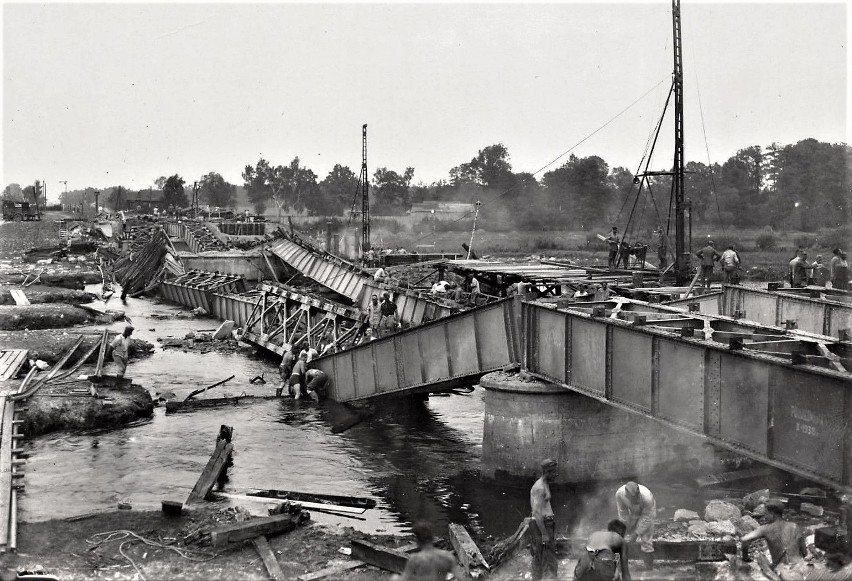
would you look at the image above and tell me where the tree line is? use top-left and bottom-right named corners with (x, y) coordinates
top-left (38, 137), bottom-right (850, 232)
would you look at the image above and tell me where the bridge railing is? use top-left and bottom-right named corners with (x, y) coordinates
top-left (314, 297), bottom-right (523, 402)
top-left (522, 301), bottom-right (852, 493)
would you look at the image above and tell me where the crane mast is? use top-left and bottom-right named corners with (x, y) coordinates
top-left (672, 0), bottom-right (688, 285)
top-left (359, 124), bottom-right (370, 254)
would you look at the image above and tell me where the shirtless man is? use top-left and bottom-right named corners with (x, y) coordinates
top-left (573, 519), bottom-right (631, 581)
top-left (740, 501), bottom-right (806, 577)
top-left (530, 458), bottom-right (559, 580)
top-left (391, 521), bottom-right (461, 581)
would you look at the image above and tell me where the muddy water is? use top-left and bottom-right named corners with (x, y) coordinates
top-left (20, 290), bottom-right (730, 539)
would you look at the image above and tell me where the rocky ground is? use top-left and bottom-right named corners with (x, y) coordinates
top-left (0, 329), bottom-right (152, 366)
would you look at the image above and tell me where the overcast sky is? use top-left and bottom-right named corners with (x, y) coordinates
top-left (3, 1), bottom-right (847, 202)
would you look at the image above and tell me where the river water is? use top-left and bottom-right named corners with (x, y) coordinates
top-left (19, 291), bottom-right (740, 539)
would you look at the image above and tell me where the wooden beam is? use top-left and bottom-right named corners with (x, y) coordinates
top-left (696, 467), bottom-right (774, 487)
top-left (557, 538), bottom-right (736, 561)
top-left (350, 539), bottom-right (410, 574)
top-left (816, 342), bottom-right (847, 373)
top-left (95, 329), bottom-right (109, 376)
top-left (209, 513), bottom-right (297, 548)
top-left (448, 523), bottom-right (489, 577)
top-left (185, 439), bottom-right (233, 505)
top-left (297, 543), bottom-right (419, 581)
top-left (252, 535), bottom-right (285, 581)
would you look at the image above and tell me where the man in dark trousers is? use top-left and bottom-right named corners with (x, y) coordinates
top-left (573, 519), bottom-right (631, 581)
top-left (530, 459), bottom-right (559, 580)
top-left (606, 227), bottom-right (620, 269)
top-left (379, 292), bottom-right (399, 338)
top-left (696, 240), bottom-right (722, 289)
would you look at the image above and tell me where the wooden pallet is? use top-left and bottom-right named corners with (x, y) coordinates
top-left (0, 351), bottom-right (28, 382)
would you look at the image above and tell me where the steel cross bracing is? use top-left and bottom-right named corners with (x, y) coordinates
top-left (237, 283), bottom-right (365, 356)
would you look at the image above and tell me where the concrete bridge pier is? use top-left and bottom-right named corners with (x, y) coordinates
top-left (480, 372), bottom-right (722, 487)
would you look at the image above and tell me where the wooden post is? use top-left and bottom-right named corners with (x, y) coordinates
top-left (209, 514), bottom-right (297, 548)
top-left (448, 523), bottom-right (489, 577)
top-left (185, 427), bottom-right (234, 505)
top-left (350, 539), bottom-right (410, 574)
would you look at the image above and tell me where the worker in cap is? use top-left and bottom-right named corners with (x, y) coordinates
top-left (288, 349), bottom-right (309, 399)
top-left (109, 325), bottom-right (134, 379)
top-left (615, 481), bottom-right (656, 569)
top-left (529, 458), bottom-right (559, 580)
top-left (740, 499), bottom-right (807, 576)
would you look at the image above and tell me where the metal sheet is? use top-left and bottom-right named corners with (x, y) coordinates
top-left (826, 305), bottom-right (852, 338)
top-left (535, 308), bottom-right (566, 382)
top-left (399, 332), bottom-right (424, 386)
top-left (445, 314), bottom-right (479, 377)
top-left (740, 292), bottom-right (779, 326)
top-left (772, 369), bottom-right (846, 480)
top-left (610, 327), bottom-right (653, 410)
top-left (719, 354), bottom-right (769, 454)
top-left (474, 306), bottom-right (510, 369)
top-left (373, 340), bottom-right (399, 393)
top-left (779, 299), bottom-right (826, 335)
top-left (570, 318), bottom-right (606, 395)
top-left (658, 339), bottom-right (705, 430)
top-left (419, 325), bottom-right (450, 382)
top-left (353, 347), bottom-right (376, 396)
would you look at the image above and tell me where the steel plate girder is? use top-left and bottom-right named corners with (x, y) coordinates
top-left (522, 302), bottom-right (852, 493)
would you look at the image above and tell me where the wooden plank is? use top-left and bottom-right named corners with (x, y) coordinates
top-left (448, 523), bottom-right (489, 576)
top-left (0, 351), bottom-right (27, 381)
top-left (696, 467), bottom-right (774, 487)
top-left (95, 329), bottom-right (109, 376)
top-left (0, 398), bottom-right (14, 546)
top-left (556, 537), bottom-right (737, 561)
top-left (297, 543), bottom-right (419, 581)
top-left (9, 290), bottom-right (29, 306)
top-left (252, 535), bottom-right (285, 581)
top-left (209, 513), bottom-right (297, 548)
top-left (185, 439), bottom-right (233, 505)
top-left (350, 539), bottom-right (409, 574)
top-left (213, 492), bottom-right (366, 514)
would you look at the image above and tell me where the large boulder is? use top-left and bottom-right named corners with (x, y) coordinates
top-left (752, 504), bottom-right (767, 518)
top-left (732, 515), bottom-right (760, 535)
top-left (704, 500), bottom-right (741, 522)
top-left (674, 509), bottom-right (701, 522)
top-left (743, 489), bottom-right (771, 511)
top-left (706, 520), bottom-right (737, 536)
top-left (688, 521), bottom-right (710, 537)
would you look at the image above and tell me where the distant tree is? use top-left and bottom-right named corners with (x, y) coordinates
top-left (318, 164), bottom-right (359, 216)
top-left (449, 144), bottom-right (514, 190)
top-left (372, 167), bottom-right (414, 214)
top-left (163, 174), bottom-right (188, 208)
top-left (154, 176), bottom-right (168, 190)
top-left (21, 186), bottom-right (35, 204)
top-left (109, 186), bottom-right (128, 211)
top-left (198, 172), bottom-right (236, 208)
top-left (542, 154), bottom-right (610, 228)
top-left (270, 157), bottom-right (319, 218)
top-left (242, 159), bottom-right (271, 215)
top-left (3, 184), bottom-right (22, 201)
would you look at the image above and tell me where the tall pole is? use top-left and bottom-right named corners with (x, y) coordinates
top-left (360, 124), bottom-right (370, 254)
top-left (672, 0), bottom-right (688, 285)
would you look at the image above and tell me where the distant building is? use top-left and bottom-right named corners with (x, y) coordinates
top-left (409, 201), bottom-right (475, 221)
top-left (124, 189), bottom-right (165, 213)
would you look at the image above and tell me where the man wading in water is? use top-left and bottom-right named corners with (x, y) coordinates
top-left (530, 458), bottom-right (559, 580)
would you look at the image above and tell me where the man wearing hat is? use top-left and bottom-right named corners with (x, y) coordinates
top-left (530, 458), bottom-right (559, 580)
top-left (615, 481), bottom-right (656, 568)
top-left (109, 325), bottom-right (134, 378)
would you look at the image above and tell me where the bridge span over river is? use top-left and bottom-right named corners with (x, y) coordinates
top-left (305, 296), bottom-right (852, 494)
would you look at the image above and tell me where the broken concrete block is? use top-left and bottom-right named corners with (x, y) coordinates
top-left (674, 509), bottom-right (700, 522)
top-left (704, 500), bottom-right (741, 522)
top-left (687, 521), bottom-right (709, 537)
top-left (732, 515), bottom-right (760, 535)
top-left (214, 320), bottom-right (235, 340)
top-left (752, 504), bottom-right (767, 518)
top-left (706, 520), bottom-right (736, 536)
top-left (800, 502), bottom-right (824, 517)
top-left (743, 489), bottom-right (771, 511)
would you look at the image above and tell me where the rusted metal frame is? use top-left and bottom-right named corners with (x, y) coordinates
top-left (651, 336), bottom-right (660, 415)
top-left (471, 311), bottom-right (483, 371)
top-left (287, 308), bottom-right (312, 348)
top-left (604, 323), bottom-right (614, 399)
top-left (278, 308), bottom-right (307, 346)
top-left (564, 312), bottom-right (572, 385)
top-left (239, 294), bottom-right (264, 336)
top-left (262, 302), bottom-right (289, 343)
top-left (259, 291), bottom-right (269, 335)
top-left (443, 324), bottom-right (455, 378)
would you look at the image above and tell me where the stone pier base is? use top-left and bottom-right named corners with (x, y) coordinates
top-left (480, 372), bottom-right (721, 486)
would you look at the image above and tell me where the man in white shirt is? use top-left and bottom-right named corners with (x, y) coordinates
top-left (110, 325), bottom-right (134, 378)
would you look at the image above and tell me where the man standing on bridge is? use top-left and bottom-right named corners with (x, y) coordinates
top-left (606, 227), bottom-right (620, 269)
top-left (530, 458), bottom-right (559, 580)
top-left (379, 292), bottom-right (399, 338)
top-left (615, 481), bottom-right (656, 569)
top-left (696, 240), bottom-right (722, 289)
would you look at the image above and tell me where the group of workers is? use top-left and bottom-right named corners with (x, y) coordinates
top-left (364, 292), bottom-right (401, 341)
top-left (276, 344), bottom-right (329, 402)
top-left (789, 247), bottom-right (849, 289)
top-left (528, 459), bottom-right (821, 581)
top-left (429, 275), bottom-right (480, 304)
top-left (605, 227), bottom-right (648, 270)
